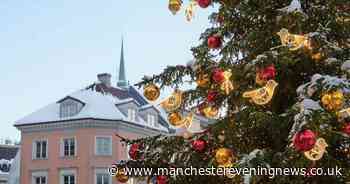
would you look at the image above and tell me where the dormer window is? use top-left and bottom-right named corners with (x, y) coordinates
top-left (59, 98), bottom-right (84, 118)
top-left (147, 114), bottom-right (156, 127)
top-left (127, 109), bottom-right (136, 121)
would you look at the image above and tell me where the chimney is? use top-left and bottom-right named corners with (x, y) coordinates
top-left (97, 73), bottom-right (112, 87)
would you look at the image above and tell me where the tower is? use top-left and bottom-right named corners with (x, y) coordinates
top-left (117, 38), bottom-right (129, 88)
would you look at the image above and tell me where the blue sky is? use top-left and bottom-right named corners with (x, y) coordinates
top-left (0, 0), bottom-right (213, 140)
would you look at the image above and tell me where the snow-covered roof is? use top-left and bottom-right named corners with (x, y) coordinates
top-left (14, 89), bottom-right (169, 132)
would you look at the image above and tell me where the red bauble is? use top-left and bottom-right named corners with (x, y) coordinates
top-left (157, 175), bottom-right (168, 184)
top-left (207, 91), bottom-right (218, 103)
top-left (343, 123), bottom-right (350, 135)
top-left (212, 68), bottom-right (225, 84)
top-left (197, 0), bottom-right (212, 8)
top-left (191, 139), bottom-right (207, 152)
top-left (259, 65), bottom-right (276, 80)
top-left (207, 35), bottom-right (222, 49)
top-left (293, 129), bottom-right (317, 152)
top-left (129, 143), bottom-right (140, 160)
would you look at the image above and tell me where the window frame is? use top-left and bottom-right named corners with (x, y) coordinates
top-left (127, 108), bottom-right (136, 122)
top-left (60, 100), bottom-right (80, 118)
top-left (59, 169), bottom-right (76, 184)
top-left (60, 137), bottom-right (77, 158)
top-left (147, 114), bottom-right (157, 127)
top-left (32, 139), bottom-right (48, 160)
top-left (94, 168), bottom-right (112, 184)
top-left (95, 136), bottom-right (112, 156)
top-left (31, 171), bottom-right (48, 184)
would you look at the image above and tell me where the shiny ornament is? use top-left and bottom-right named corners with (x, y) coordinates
top-left (321, 90), bottom-right (344, 111)
top-left (191, 139), bottom-right (207, 152)
top-left (207, 91), bottom-right (218, 103)
top-left (258, 65), bottom-right (276, 81)
top-left (256, 65), bottom-right (276, 85)
top-left (168, 112), bottom-right (184, 127)
top-left (168, 0), bottom-right (182, 15)
top-left (168, 112), bottom-right (194, 128)
top-left (277, 28), bottom-right (311, 51)
top-left (197, 0), bottom-right (211, 8)
top-left (212, 68), bottom-right (225, 83)
top-left (129, 143), bottom-right (140, 160)
top-left (185, 0), bottom-right (197, 22)
top-left (243, 80), bottom-right (278, 105)
top-left (157, 175), bottom-right (168, 184)
top-left (143, 84), bottom-right (160, 101)
top-left (220, 70), bottom-right (234, 95)
top-left (304, 138), bottom-right (328, 161)
top-left (215, 148), bottom-right (234, 167)
top-left (207, 35), bottom-right (222, 49)
top-left (343, 123), bottom-right (350, 136)
top-left (161, 90), bottom-right (183, 112)
top-left (293, 129), bottom-right (316, 152)
top-left (196, 73), bottom-right (210, 87)
top-left (116, 168), bottom-right (129, 183)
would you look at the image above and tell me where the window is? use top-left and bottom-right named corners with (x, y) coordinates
top-left (34, 176), bottom-right (46, 184)
top-left (127, 109), bottom-right (136, 121)
top-left (95, 169), bottom-right (111, 184)
top-left (33, 140), bottom-right (48, 159)
top-left (147, 114), bottom-right (156, 126)
top-left (60, 100), bottom-right (81, 118)
top-left (95, 137), bottom-right (112, 156)
top-left (31, 171), bottom-right (48, 184)
top-left (60, 169), bottom-right (76, 184)
top-left (61, 137), bottom-right (76, 157)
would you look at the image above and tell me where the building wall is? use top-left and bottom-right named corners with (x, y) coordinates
top-left (20, 127), bottom-right (145, 184)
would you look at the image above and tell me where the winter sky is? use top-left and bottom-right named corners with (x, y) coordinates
top-left (0, 1), bottom-right (214, 140)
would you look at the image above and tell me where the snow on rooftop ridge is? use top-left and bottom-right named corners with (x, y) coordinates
top-left (15, 89), bottom-right (126, 125)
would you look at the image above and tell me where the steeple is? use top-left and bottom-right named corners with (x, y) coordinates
top-left (117, 38), bottom-right (128, 88)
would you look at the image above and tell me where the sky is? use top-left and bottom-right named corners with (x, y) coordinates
top-left (0, 0), bottom-right (214, 141)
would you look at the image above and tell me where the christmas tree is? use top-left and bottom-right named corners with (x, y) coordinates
top-left (117, 0), bottom-right (350, 183)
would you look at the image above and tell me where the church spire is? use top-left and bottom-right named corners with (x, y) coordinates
top-left (117, 37), bottom-right (128, 88)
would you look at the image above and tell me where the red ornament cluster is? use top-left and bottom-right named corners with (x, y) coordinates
top-left (157, 175), bottom-right (168, 184)
top-left (129, 143), bottom-right (140, 160)
top-left (207, 91), bottom-right (218, 103)
top-left (207, 35), bottom-right (222, 49)
top-left (293, 129), bottom-right (317, 152)
top-left (191, 139), bottom-right (207, 152)
top-left (343, 123), bottom-right (350, 135)
top-left (197, 0), bottom-right (212, 8)
top-left (212, 68), bottom-right (225, 83)
top-left (257, 65), bottom-right (276, 81)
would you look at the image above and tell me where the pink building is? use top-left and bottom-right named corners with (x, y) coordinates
top-left (14, 41), bottom-right (172, 184)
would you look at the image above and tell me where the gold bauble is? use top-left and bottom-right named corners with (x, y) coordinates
top-left (168, 0), bottom-right (182, 15)
top-left (215, 148), bottom-right (234, 167)
top-left (321, 90), bottom-right (344, 111)
top-left (143, 84), bottom-right (160, 101)
top-left (116, 169), bottom-right (129, 183)
top-left (196, 73), bottom-right (210, 87)
top-left (168, 112), bottom-right (184, 127)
